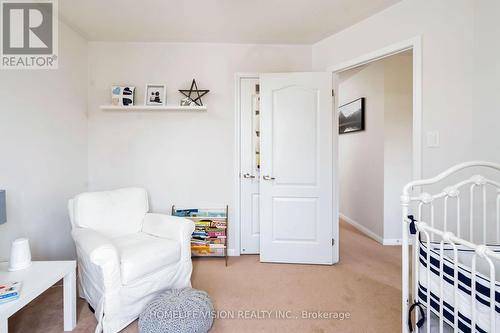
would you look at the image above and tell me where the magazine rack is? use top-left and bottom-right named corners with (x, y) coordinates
top-left (172, 205), bottom-right (228, 266)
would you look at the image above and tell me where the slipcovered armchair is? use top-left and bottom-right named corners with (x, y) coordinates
top-left (68, 188), bottom-right (195, 333)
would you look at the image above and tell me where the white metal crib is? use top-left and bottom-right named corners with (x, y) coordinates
top-left (402, 161), bottom-right (500, 333)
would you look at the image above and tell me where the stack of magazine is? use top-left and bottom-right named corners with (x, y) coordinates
top-left (174, 208), bottom-right (227, 257)
top-left (0, 281), bottom-right (22, 304)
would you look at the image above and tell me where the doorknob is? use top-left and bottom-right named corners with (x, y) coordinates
top-left (242, 173), bottom-right (256, 179)
top-left (262, 175), bottom-right (275, 180)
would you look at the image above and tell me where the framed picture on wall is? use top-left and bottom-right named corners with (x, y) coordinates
top-left (111, 86), bottom-right (135, 106)
top-left (339, 97), bottom-right (365, 134)
top-left (145, 84), bottom-right (166, 106)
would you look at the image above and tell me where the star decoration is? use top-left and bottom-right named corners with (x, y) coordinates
top-left (178, 79), bottom-right (210, 106)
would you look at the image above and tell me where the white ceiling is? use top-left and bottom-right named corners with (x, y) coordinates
top-left (59, 0), bottom-right (401, 44)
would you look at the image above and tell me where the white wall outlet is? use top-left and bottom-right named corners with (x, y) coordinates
top-left (426, 131), bottom-right (440, 148)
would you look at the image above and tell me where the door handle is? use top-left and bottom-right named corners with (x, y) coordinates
top-left (242, 173), bottom-right (256, 179)
top-left (262, 175), bottom-right (275, 180)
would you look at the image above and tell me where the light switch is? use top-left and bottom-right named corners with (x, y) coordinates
top-left (426, 131), bottom-right (440, 148)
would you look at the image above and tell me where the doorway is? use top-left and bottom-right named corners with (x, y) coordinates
top-left (336, 50), bottom-right (413, 245)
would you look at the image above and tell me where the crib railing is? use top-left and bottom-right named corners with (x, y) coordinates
top-left (402, 161), bottom-right (500, 333)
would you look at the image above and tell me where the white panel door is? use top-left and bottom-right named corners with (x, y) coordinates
top-left (240, 77), bottom-right (261, 254)
top-left (260, 72), bottom-right (335, 264)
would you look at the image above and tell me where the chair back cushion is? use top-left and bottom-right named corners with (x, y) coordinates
top-left (72, 187), bottom-right (149, 238)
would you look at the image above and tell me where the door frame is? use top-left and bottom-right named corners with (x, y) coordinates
top-left (233, 72), bottom-right (260, 256)
top-left (327, 36), bottom-right (423, 182)
top-left (328, 36), bottom-right (422, 332)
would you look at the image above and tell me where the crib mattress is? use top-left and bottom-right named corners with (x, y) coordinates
top-left (418, 240), bottom-right (500, 333)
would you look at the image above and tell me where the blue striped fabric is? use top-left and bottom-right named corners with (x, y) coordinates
top-left (417, 239), bottom-right (500, 332)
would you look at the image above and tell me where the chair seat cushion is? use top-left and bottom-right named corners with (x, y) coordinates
top-left (112, 233), bottom-right (181, 285)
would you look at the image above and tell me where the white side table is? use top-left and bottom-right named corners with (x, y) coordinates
top-left (0, 261), bottom-right (76, 333)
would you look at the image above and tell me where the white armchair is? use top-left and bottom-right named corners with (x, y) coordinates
top-left (68, 188), bottom-right (194, 333)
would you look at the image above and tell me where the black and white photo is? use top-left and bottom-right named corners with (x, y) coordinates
top-left (339, 97), bottom-right (365, 134)
top-left (145, 84), bottom-right (166, 106)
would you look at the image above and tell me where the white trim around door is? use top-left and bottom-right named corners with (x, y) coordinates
top-left (234, 73), bottom-right (260, 256)
top-left (327, 36), bottom-right (423, 182)
top-left (327, 36), bottom-right (422, 333)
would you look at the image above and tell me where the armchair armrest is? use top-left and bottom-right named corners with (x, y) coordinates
top-left (142, 213), bottom-right (195, 260)
top-left (72, 228), bottom-right (121, 290)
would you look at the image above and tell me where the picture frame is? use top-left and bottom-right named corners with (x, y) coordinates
top-left (339, 97), bottom-right (365, 134)
top-left (111, 85), bottom-right (135, 106)
top-left (144, 84), bottom-right (166, 106)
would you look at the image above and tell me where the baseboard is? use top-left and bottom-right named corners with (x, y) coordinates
top-left (340, 213), bottom-right (402, 246)
top-left (340, 213), bottom-right (383, 244)
top-left (382, 238), bottom-right (402, 246)
top-left (227, 248), bottom-right (239, 256)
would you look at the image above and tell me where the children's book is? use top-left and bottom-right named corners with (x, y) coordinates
top-left (208, 244), bottom-right (225, 249)
top-left (0, 281), bottom-right (21, 304)
top-left (206, 238), bottom-right (224, 245)
top-left (174, 209), bottom-right (198, 217)
top-left (207, 231), bottom-right (225, 237)
top-left (195, 220), bottom-right (212, 227)
top-left (206, 211), bottom-right (226, 217)
top-left (210, 221), bottom-right (226, 228)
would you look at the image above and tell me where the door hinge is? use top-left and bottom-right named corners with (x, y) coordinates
top-left (332, 238), bottom-right (335, 246)
top-left (332, 89), bottom-right (335, 97)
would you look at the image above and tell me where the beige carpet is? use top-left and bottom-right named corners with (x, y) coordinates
top-left (8, 221), bottom-right (401, 332)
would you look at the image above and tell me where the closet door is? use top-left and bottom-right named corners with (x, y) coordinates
top-left (260, 72), bottom-right (335, 265)
top-left (239, 77), bottom-right (261, 254)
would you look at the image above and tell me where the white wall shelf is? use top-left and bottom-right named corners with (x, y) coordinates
top-left (99, 105), bottom-right (207, 112)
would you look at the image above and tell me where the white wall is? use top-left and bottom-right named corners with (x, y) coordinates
top-left (87, 42), bottom-right (312, 254)
top-left (383, 55), bottom-right (413, 240)
top-left (472, 0), bottom-right (500, 161)
top-left (0, 23), bottom-right (88, 260)
top-left (338, 62), bottom-right (385, 239)
top-left (338, 55), bottom-right (412, 242)
top-left (313, 0), bottom-right (478, 177)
